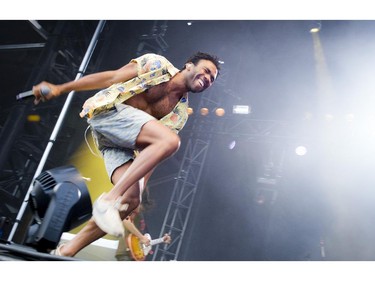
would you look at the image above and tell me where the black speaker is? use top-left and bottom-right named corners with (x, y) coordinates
top-left (26, 165), bottom-right (92, 252)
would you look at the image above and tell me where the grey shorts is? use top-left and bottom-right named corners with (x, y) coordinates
top-left (87, 103), bottom-right (155, 179)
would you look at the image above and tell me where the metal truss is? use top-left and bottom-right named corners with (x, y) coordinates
top-left (136, 20), bottom-right (169, 56)
top-left (152, 84), bottom-right (223, 261)
top-left (0, 21), bottom-right (104, 242)
top-left (151, 137), bottom-right (211, 261)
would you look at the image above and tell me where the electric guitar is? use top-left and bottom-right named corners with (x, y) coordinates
top-left (127, 233), bottom-right (171, 261)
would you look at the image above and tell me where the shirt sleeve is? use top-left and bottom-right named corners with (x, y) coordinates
top-left (131, 53), bottom-right (179, 76)
top-left (131, 53), bottom-right (165, 75)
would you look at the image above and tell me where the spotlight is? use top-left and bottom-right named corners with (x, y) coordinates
top-left (25, 165), bottom-right (92, 252)
top-left (200, 107), bottom-right (209, 116)
top-left (187, 107), bottom-right (194, 115)
top-left (215, 108), bottom-right (225, 117)
top-left (233, 105), bottom-right (250, 115)
top-left (228, 140), bottom-right (236, 150)
top-left (27, 114), bottom-right (41, 122)
top-left (309, 20), bottom-right (322, 33)
top-left (295, 146), bottom-right (307, 156)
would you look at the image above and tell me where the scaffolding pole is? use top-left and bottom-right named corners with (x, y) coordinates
top-left (7, 20), bottom-right (106, 242)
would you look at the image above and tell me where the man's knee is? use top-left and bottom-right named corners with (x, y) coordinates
top-left (128, 195), bottom-right (141, 209)
top-left (137, 121), bottom-right (180, 155)
top-left (125, 191), bottom-right (141, 211)
top-left (163, 133), bottom-right (180, 155)
top-left (119, 196), bottom-right (141, 219)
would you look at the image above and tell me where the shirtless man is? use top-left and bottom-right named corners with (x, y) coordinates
top-left (32, 52), bottom-right (220, 257)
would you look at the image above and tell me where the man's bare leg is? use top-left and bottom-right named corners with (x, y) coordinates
top-left (58, 162), bottom-right (141, 257)
top-left (58, 120), bottom-right (179, 256)
top-left (91, 120), bottom-right (179, 236)
top-left (57, 162), bottom-right (156, 257)
top-left (57, 218), bottom-right (106, 257)
top-left (102, 120), bottom-right (180, 202)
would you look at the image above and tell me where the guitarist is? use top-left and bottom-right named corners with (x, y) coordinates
top-left (115, 209), bottom-right (148, 261)
top-left (115, 187), bottom-right (171, 261)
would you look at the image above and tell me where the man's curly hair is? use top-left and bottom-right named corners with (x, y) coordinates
top-left (183, 51), bottom-right (221, 75)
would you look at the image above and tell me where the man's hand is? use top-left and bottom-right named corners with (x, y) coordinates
top-left (32, 81), bottom-right (60, 105)
top-left (140, 235), bottom-right (151, 246)
top-left (163, 233), bottom-right (172, 244)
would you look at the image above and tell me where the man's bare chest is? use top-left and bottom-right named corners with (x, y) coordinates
top-left (143, 83), bottom-right (168, 103)
top-left (131, 83), bottom-right (182, 119)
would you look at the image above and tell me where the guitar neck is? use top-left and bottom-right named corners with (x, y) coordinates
top-left (150, 237), bottom-right (165, 246)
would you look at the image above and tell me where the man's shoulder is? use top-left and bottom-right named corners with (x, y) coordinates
top-left (135, 53), bottom-right (170, 64)
top-left (133, 53), bottom-right (179, 75)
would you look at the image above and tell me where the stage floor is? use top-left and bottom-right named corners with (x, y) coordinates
top-left (0, 233), bottom-right (119, 261)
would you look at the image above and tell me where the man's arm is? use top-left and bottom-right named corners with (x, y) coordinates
top-left (123, 218), bottom-right (150, 245)
top-left (32, 61), bottom-right (138, 105)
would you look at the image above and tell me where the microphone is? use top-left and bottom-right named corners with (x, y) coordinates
top-left (16, 86), bottom-right (51, 101)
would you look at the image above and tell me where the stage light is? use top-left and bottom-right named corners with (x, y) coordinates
top-left (233, 105), bottom-right (250, 115)
top-left (309, 20), bottom-right (322, 33)
top-left (27, 114), bottom-right (41, 122)
top-left (228, 140), bottom-right (236, 150)
top-left (25, 165), bottom-right (92, 252)
top-left (187, 107), bottom-right (194, 115)
top-left (200, 107), bottom-right (209, 116)
top-left (215, 107), bottom-right (225, 117)
top-left (295, 146), bottom-right (307, 156)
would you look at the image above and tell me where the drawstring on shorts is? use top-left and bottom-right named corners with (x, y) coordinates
top-left (84, 125), bottom-right (101, 157)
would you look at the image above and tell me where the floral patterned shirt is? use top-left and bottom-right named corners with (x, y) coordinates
top-left (80, 53), bottom-right (189, 134)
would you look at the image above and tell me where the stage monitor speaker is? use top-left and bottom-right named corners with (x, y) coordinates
top-left (25, 165), bottom-right (92, 252)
